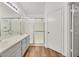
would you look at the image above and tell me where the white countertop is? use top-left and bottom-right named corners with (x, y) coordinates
top-left (0, 34), bottom-right (29, 54)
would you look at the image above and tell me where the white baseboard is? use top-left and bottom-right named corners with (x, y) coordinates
top-left (30, 43), bottom-right (45, 46)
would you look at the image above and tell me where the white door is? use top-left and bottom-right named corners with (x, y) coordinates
top-left (47, 8), bottom-right (64, 53)
top-left (71, 4), bottom-right (79, 57)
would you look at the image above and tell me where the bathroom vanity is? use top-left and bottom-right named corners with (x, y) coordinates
top-left (0, 34), bottom-right (30, 57)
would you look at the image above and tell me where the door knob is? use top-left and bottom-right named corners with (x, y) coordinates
top-left (48, 32), bottom-right (50, 34)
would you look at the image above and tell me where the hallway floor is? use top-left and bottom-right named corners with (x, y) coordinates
top-left (24, 46), bottom-right (64, 57)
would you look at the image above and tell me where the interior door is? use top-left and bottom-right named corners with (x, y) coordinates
top-left (47, 8), bottom-right (64, 53)
top-left (71, 4), bottom-right (79, 57)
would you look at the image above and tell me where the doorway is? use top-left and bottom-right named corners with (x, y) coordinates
top-left (33, 18), bottom-right (45, 45)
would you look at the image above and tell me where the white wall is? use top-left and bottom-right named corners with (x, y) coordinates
top-left (25, 19), bottom-right (34, 43)
top-left (16, 3), bottom-right (27, 18)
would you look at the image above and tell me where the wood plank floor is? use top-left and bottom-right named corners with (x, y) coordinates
top-left (24, 46), bottom-right (64, 57)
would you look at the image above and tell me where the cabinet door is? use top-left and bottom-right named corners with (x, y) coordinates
top-left (26, 36), bottom-right (30, 48)
top-left (25, 37), bottom-right (27, 46)
top-left (1, 42), bottom-right (21, 57)
top-left (21, 36), bottom-right (30, 56)
top-left (12, 47), bottom-right (22, 57)
top-left (25, 36), bottom-right (30, 49)
top-left (21, 39), bottom-right (26, 55)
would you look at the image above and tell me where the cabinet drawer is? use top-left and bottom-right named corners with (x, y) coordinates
top-left (1, 42), bottom-right (21, 57)
top-left (21, 43), bottom-right (26, 55)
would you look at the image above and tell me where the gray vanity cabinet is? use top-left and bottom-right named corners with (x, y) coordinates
top-left (21, 35), bottom-right (30, 56)
top-left (0, 42), bottom-right (22, 57)
top-left (0, 35), bottom-right (30, 57)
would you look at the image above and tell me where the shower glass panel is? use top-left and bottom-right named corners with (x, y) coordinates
top-left (33, 19), bottom-right (45, 44)
top-left (71, 4), bottom-right (79, 57)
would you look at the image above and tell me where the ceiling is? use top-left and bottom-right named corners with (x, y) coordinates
top-left (17, 2), bottom-right (45, 18)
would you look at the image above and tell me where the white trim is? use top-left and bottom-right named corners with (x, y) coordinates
top-left (71, 4), bottom-right (74, 57)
